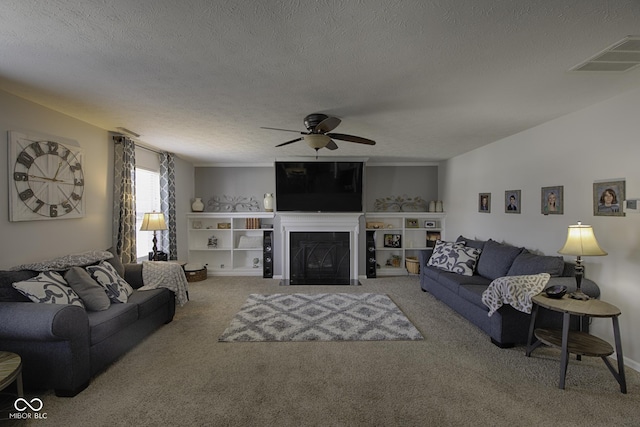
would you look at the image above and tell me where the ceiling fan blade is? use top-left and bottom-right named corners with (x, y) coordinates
top-left (326, 133), bottom-right (376, 145)
top-left (261, 126), bottom-right (306, 134)
top-left (275, 137), bottom-right (304, 147)
top-left (325, 140), bottom-right (339, 150)
top-left (314, 117), bottom-right (341, 133)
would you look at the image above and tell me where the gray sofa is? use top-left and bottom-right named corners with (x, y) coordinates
top-left (0, 252), bottom-right (175, 397)
top-left (419, 236), bottom-right (600, 347)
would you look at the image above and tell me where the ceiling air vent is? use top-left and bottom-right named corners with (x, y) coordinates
top-left (570, 36), bottom-right (640, 73)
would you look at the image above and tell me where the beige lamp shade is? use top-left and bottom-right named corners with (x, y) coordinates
top-left (140, 212), bottom-right (168, 231)
top-left (557, 222), bottom-right (607, 256)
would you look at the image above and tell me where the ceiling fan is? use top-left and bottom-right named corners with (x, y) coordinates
top-left (261, 113), bottom-right (376, 156)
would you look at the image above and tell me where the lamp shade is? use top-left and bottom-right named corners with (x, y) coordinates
top-left (140, 212), bottom-right (168, 231)
top-left (557, 222), bottom-right (607, 256)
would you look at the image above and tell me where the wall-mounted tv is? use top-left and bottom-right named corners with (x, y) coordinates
top-left (275, 161), bottom-right (364, 212)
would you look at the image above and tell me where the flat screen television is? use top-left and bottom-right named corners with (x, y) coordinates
top-left (275, 161), bottom-right (364, 212)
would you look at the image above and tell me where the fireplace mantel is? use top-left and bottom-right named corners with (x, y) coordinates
top-left (279, 213), bottom-right (362, 285)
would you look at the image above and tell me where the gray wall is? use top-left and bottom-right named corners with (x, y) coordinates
top-left (442, 87), bottom-right (640, 371)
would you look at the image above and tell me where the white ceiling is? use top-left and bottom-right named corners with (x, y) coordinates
top-left (1, 1), bottom-right (639, 165)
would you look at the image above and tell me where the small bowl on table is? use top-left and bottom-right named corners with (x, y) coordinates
top-left (545, 285), bottom-right (567, 299)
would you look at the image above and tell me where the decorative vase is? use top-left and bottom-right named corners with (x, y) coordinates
top-left (191, 197), bottom-right (204, 212)
top-left (436, 201), bottom-right (443, 212)
top-left (428, 201), bottom-right (436, 212)
top-left (263, 193), bottom-right (274, 212)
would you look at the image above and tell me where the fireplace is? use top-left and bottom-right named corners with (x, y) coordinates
top-left (279, 213), bottom-right (361, 285)
top-left (290, 232), bottom-right (350, 285)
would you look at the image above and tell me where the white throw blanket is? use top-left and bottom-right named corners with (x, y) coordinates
top-left (481, 273), bottom-right (550, 316)
top-left (140, 261), bottom-right (189, 306)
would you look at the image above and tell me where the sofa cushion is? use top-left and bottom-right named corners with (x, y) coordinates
top-left (456, 236), bottom-right (486, 250)
top-left (458, 284), bottom-right (489, 308)
top-left (87, 303), bottom-right (138, 345)
top-left (127, 288), bottom-right (171, 319)
top-left (427, 242), bottom-right (481, 276)
top-left (65, 267), bottom-right (111, 311)
top-left (12, 271), bottom-right (84, 307)
top-left (10, 250), bottom-right (114, 272)
top-left (507, 250), bottom-right (565, 277)
top-left (437, 271), bottom-right (492, 295)
top-left (86, 261), bottom-right (134, 303)
top-left (476, 240), bottom-right (523, 280)
top-left (0, 270), bottom-right (38, 302)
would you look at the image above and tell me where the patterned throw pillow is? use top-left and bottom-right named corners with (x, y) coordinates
top-left (12, 271), bottom-right (84, 307)
top-left (427, 241), bottom-right (482, 276)
top-left (85, 261), bottom-right (133, 303)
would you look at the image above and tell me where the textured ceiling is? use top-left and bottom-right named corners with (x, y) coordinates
top-left (1, 1), bottom-right (639, 165)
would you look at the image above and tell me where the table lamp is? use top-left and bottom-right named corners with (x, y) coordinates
top-left (140, 212), bottom-right (168, 261)
top-left (557, 221), bottom-right (607, 300)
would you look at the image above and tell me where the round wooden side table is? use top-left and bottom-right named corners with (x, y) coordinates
top-left (0, 352), bottom-right (23, 397)
top-left (525, 294), bottom-right (626, 393)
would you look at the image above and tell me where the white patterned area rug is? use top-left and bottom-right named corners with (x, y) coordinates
top-left (218, 293), bottom-right (424, 342)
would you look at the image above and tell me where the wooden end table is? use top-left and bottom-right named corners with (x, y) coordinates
top-left (0, 352), bottom-right (23, 398)
top-left (525, 294), bottom-right (626, 393)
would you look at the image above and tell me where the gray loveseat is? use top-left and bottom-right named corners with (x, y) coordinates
top-left (0, 250), bottom-right (175, 397)
top-left (419, 236), bottom-right (600, 347)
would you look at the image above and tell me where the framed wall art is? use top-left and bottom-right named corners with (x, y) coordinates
top-left (478, 193), bottom-right (491, 213)
top-left (594, 179), bottom-right (625, 217)
top-left (541, 186), bottom-right (563, 215)
top-left (505, 190), bottom-right (521, 214)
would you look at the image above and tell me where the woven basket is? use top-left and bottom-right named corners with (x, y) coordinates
top-left (185, 267), bottom-right (207, 282)
top-left (405, 257), bottom-right (420, 274)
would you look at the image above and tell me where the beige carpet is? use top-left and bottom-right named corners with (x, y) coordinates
top-left (8, 276), bottom-right (640, 426)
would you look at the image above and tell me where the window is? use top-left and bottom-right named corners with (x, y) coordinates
top-left (136, 168), bottom-right (161, 260)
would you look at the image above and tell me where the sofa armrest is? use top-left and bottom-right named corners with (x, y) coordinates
top-left (124, 263), bottom-right (144, 289)
top-left (0, 302), bottom-right (89, 342)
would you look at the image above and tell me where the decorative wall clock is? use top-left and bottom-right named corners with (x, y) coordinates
top-left (8, 131), bottom-right (85, 221)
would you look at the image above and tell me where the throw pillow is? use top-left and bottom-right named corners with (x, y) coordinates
top-left (85, 261), bottom-right (134, 303)
top-left (105, 247), bottom-right (125, 278)
top-left (12, 271), bottom-right (84, 307)
top-left (476, 239), bottom-right (524, 280)
top-left (432, 246), bottom-right (482, 276)
top-left (455, 235), bottom-right (486, 250)
top-left (427, 240), bottom-right (479, 274)
top-left (507, 250), bottom-right (565, 277)
top-left (10, 250), bottom-right (114, 272)
top-left (65, 267), bottom-right (111, 311)
top-left (0, 270), bottom-right (38, 302)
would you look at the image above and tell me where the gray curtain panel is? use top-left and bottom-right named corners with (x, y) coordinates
top-left (159, 151), bottom-right (177, 260)
top-left (112, 136), bottom-right (138, 264)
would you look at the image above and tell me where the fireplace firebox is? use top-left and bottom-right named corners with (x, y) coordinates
top-left (289, 232), bottom-right (350, 285)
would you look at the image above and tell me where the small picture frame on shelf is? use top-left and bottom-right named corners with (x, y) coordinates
top-left (405, 218), bottom-right (419, 228)
top-left (217, 223), bottom-right (231, 229)
top-left (192, 220), bottom-right (202, 229)
top-left (384, 234), bottom-right (402, 248)
top-left (424, 220), bottom-right (437, 228)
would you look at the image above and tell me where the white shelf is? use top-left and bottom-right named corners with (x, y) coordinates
top-left (365, 212), bottom-right (445, 276)
top-left (187, 212), bottom-right (274, 277)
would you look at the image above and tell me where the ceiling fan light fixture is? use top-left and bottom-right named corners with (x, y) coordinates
top-left (305, 134), bottom-right (331, 149)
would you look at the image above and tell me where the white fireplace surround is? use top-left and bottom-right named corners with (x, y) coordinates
top-left (279, 213), bottom-right (361, 283)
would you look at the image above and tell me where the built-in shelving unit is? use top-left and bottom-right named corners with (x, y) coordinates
top-left (364, 212), bottom-right (445, 276)
top-left (186, 212), bottom-right (274, 276)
